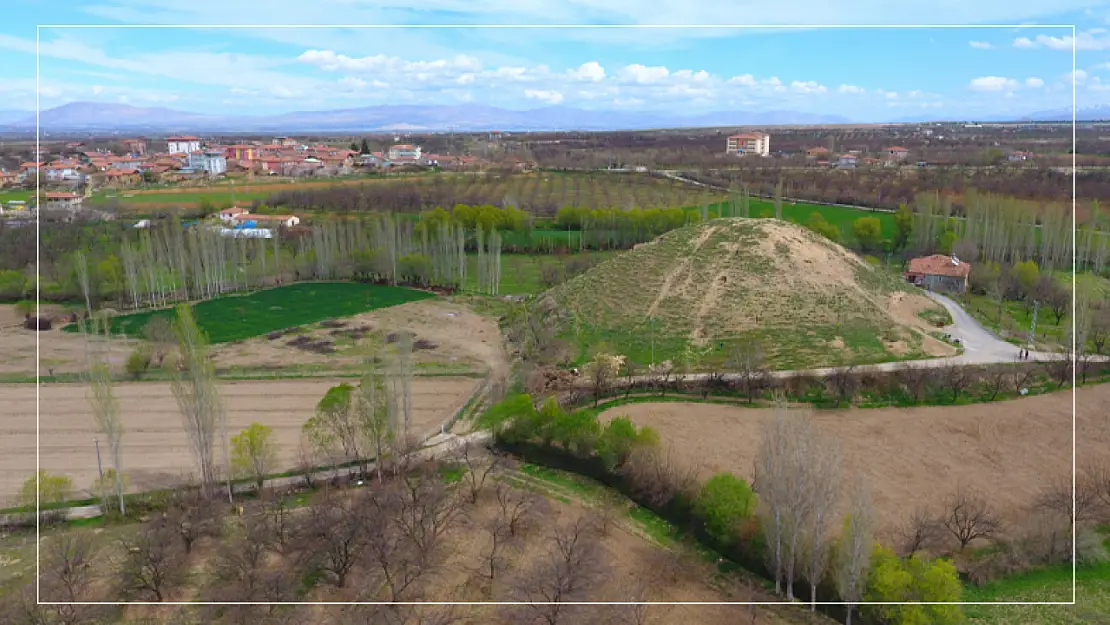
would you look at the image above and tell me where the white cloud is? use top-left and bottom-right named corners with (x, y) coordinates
top-left (91, 85), bottom-right (104, 95)
top-left (790, 80), bottom-right (827, 94)
top-left (338, 76), bottom-right (367, 90)
top-left (672, 69), bottom-right (711, 83)
top-left (619, 64), bottom-right (670, 84)
top-left (728, 74), bottom-right (757, 87)
top-left (838, 84), bottom-right (865, 94)
top-left (568, 61), bottom-right (606, 82)
top-left (1012, 30), bottom-right (1110, 51)
top-left (1025, 77), bottom-right (1045, 88)
top-left (524, 89), bottom-right (564, 105)
top-left (298, 49), bottom-right (483, 75)
top-left (969, 76), bottom-right (1019, 92)
top-left (969, 41), bottom-right (993, 49)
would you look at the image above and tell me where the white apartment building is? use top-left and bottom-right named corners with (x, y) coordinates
top-left (167, 135), bottom-right (201, 154)
top-left (726, 132), bottom-right (770, 157)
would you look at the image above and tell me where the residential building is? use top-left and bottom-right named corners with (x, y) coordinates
top-left (43, 192), bottom-right (83, 212)
top-left (837, 154), bottom-right (858, 169)
top-left (166, 136), bottom-right (201, 154)
top-left (120, 138), bottom-right (148, 155)
top-left (19, 162), bottom-right (41, 181)
top-left (884, 146), bottom-right (910, 162)
top-left (234, 213), bottom-right (300, 228)
top-left (225, 145), bottom-right (258, 161)
top-left (360, 153), bottom-right (389, 168)
top-left (218, 206), bottom-right (250, 221)
top-left (44, 161), bottom-right (80, 181)
top-left (275, 136), bottom-right (298, 147)
top-left (0, 170), bottom-right (18, 187)
top-left (103, 168), bottom-right (140, 186)
top-left (1008, 151), bottom-right (1034, 162)
top-left (904, 254), bottom-right (971, 294)
top-left (188, 150), bottom-right (228, 176)
top-left (388, 144), bottom-right (422, 160)
top-left (805, 146), bottom-right (830, 159)
top-left (725, 132), bottom-right (770, 157)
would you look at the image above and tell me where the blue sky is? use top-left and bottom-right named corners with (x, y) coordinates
top-left (1, 0), bottom-right (1108, 120)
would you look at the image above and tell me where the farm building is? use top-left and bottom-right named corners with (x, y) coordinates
top-left (234, 213), bottom-right (300, 228)
top-left (904, 254), bottom-right (971, 294)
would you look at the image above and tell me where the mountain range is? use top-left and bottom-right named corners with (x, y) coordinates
top-left (0, 101), bottom-right (1098, 133)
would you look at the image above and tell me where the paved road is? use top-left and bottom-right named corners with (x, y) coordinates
top-left (923, 291), bottom-right (1056, 365)
top-left (574, 293), bottom-right (1084, 391)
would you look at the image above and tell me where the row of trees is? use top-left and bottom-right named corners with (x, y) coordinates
top-left (489, 393), bottom-right (966, 625)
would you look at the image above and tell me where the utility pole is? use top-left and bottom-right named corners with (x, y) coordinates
top-left (94, 437), bottom-right (105, 509)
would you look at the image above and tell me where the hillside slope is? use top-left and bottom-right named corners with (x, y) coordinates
top-left (538, 217), bottom-right (952, 370)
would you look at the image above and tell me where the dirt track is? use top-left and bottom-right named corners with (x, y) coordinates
top-left (601, 385), bottom-right (1108, 538)
top-left (1, 377), bottom-right (479, 503)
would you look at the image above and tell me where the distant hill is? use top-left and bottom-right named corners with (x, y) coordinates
top-left (3, 101), bottom-right (852, 133)
top-left (535, 218), bottom-right (951, 370)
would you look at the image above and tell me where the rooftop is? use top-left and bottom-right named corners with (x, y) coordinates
top-left (906, 254), bottom-right (972, 278)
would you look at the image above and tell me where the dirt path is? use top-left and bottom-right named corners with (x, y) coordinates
top-left (1, 377), bottom-right (480, 502)
top-left (600, 385), bottom-right (1105, 538)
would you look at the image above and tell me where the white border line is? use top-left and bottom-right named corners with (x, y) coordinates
top-left (34, 22), bottom-right (1078, 608)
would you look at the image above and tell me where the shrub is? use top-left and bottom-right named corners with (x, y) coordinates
top-left (18, 470), bottom-right (73, 509)
top-left (865, 545), bottom-right (963, 624)
top-left (125, 348), bottom-right (152, 380)
top-left (695, 473), bottom-right (758, 546)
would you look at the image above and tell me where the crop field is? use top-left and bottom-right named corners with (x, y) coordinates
top-left (65, 282), bottom-right (435, 343)
top-left (598, 383), bottom-right (1109, 539)
top-left (2, 377), bottom-right (480, 502)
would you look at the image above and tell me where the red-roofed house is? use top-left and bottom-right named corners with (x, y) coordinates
top-left (103, 168), bottom-right (140, 186)
top-left (904, 254), bottom-right (972, 294)
top-left (885, 146), bottom-right (909, 162)
top-left (43, 192), bottom-right (83, 212)
top-left (725, 132), bottom-right (770, 156)
top-left (388, 144), bottom-right (422, 160)
top-left (219, 206), bottom-right (250, 221)
top-left (806, 146), bottom-right (830, 159)
top-left (120, 138), bottom-right (148, 156)
top-left (225, 145), bottom-right (258, 161)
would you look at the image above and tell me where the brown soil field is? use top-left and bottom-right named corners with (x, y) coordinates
top-left (6, 464), bottom-right (830, 623)
top-left (600, 385), bottom-right (1108, 538)
top-left (1, 376), bottom-right (479, 503)
top-left (0, 299), bottom-right (508, 382)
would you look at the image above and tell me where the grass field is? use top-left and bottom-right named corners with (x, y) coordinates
top-left (539, 218), bottom-right (944, 369)
top-left (958, 271), bottom-right (1110, 351)
top-left (0, 189), bottom-right (33, 203)
top-left (462, 251), bottom-right (616, 295)
top-left (65, 282), bottom-right (435, 343)
top-left (964, 531), bottom-right (1110, 623)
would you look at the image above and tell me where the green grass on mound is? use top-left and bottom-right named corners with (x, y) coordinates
top-left (537, 217), bottom-right (943, 370)
top-left (66, 282), bottom-right (434, 343)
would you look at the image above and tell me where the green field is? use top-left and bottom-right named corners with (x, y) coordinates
top-left (66, 282), bottom-right (435, 343)
top-left (0, 189), bottom-right (33, 203)
top-left (964, 559), bottom-right (1109, 623)
top-left (462, 251), bottom-right (616, 295)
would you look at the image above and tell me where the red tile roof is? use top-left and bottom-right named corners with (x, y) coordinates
top-left (906, 255), bottom-right (971, 278)
top-left (45, 192), bottom-right (80, 199)
top-left (728, 133), bottom-right (766, 140)
top-left (167, 136), bottom-right (199, 140)
top-left (886, 146), bottom-right (909, 152)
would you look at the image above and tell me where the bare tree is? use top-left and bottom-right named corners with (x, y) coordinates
top-left (357, 352), bottom-right (393, 484)
top-left (828, 365), bottom-right (859, 406)
top-left (170, 304), bottom-right (229, 501)
top-left (619, 443), bottom-right (698, 508)
top-left (86, 329), bottom-right (126, 516)
top-left (941, 483), bottom-right (1002, 550)
top-left (301, 494), bottom-right (367, 588)
top-left (835, 477), bottom-right (874, 625)
top-left (459, 441), bottom-right (500, 504)
top-left (896, 505), bottom-right (943, 556)
top-left (897, 363), bottom-right (934, 403)
top-left (729, 339), bottom-right (769, 403)
top-left (117, 518), bottom-right (186, 601)
top-left (141, 316), bottom-right (176, 367)
top-left (40, 534), bottom-right (105, 625)
top-left (510, 517), bottom-right (608, 625)
top-left (478, 515), bottom-right (520, 582)
top-left (938, 361), bottom-right (975, 402)
top-left (801, 436), bottom-right (843, 610)
top-left (979, 364), bottom-right (1010, 401)
top-left (1036, 472), bottom-right (1101, 527)
top-left (496, 481), bottom-right (545, 537)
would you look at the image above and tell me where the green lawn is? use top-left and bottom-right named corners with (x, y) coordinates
top-left (463, 251), bottom-right (616, 295)
top-left (0, 189), bottom-right (33, 203)
top-left (66, 282), bottom-right (434, 343)
top-left (964, 560), bottom-right (1110, 623)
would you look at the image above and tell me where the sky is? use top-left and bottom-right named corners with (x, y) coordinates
top-left (1, 0), bottom-right (1109, 121)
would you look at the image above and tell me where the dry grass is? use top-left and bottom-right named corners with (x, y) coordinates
top-left (541, 218), bottom-right (948, 369)
top-left (1, 376), bottom-right (479, 502)
top-left (599, 384), bottom-right (1108, 540)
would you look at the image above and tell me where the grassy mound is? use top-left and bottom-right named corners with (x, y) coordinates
top-left (538, 217), bottom-right (945, 370)
top-left (66, 282), bottom-right (434, 343)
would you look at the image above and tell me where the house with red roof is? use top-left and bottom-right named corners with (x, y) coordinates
top-left (904, 254), bottom-right (972, 294)
top-left (725, 132), bottom-right (770, 156)
top-left (167, 136), bottom-right (201, 154)
top-left (884, 146), bottom-right (910, 162)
